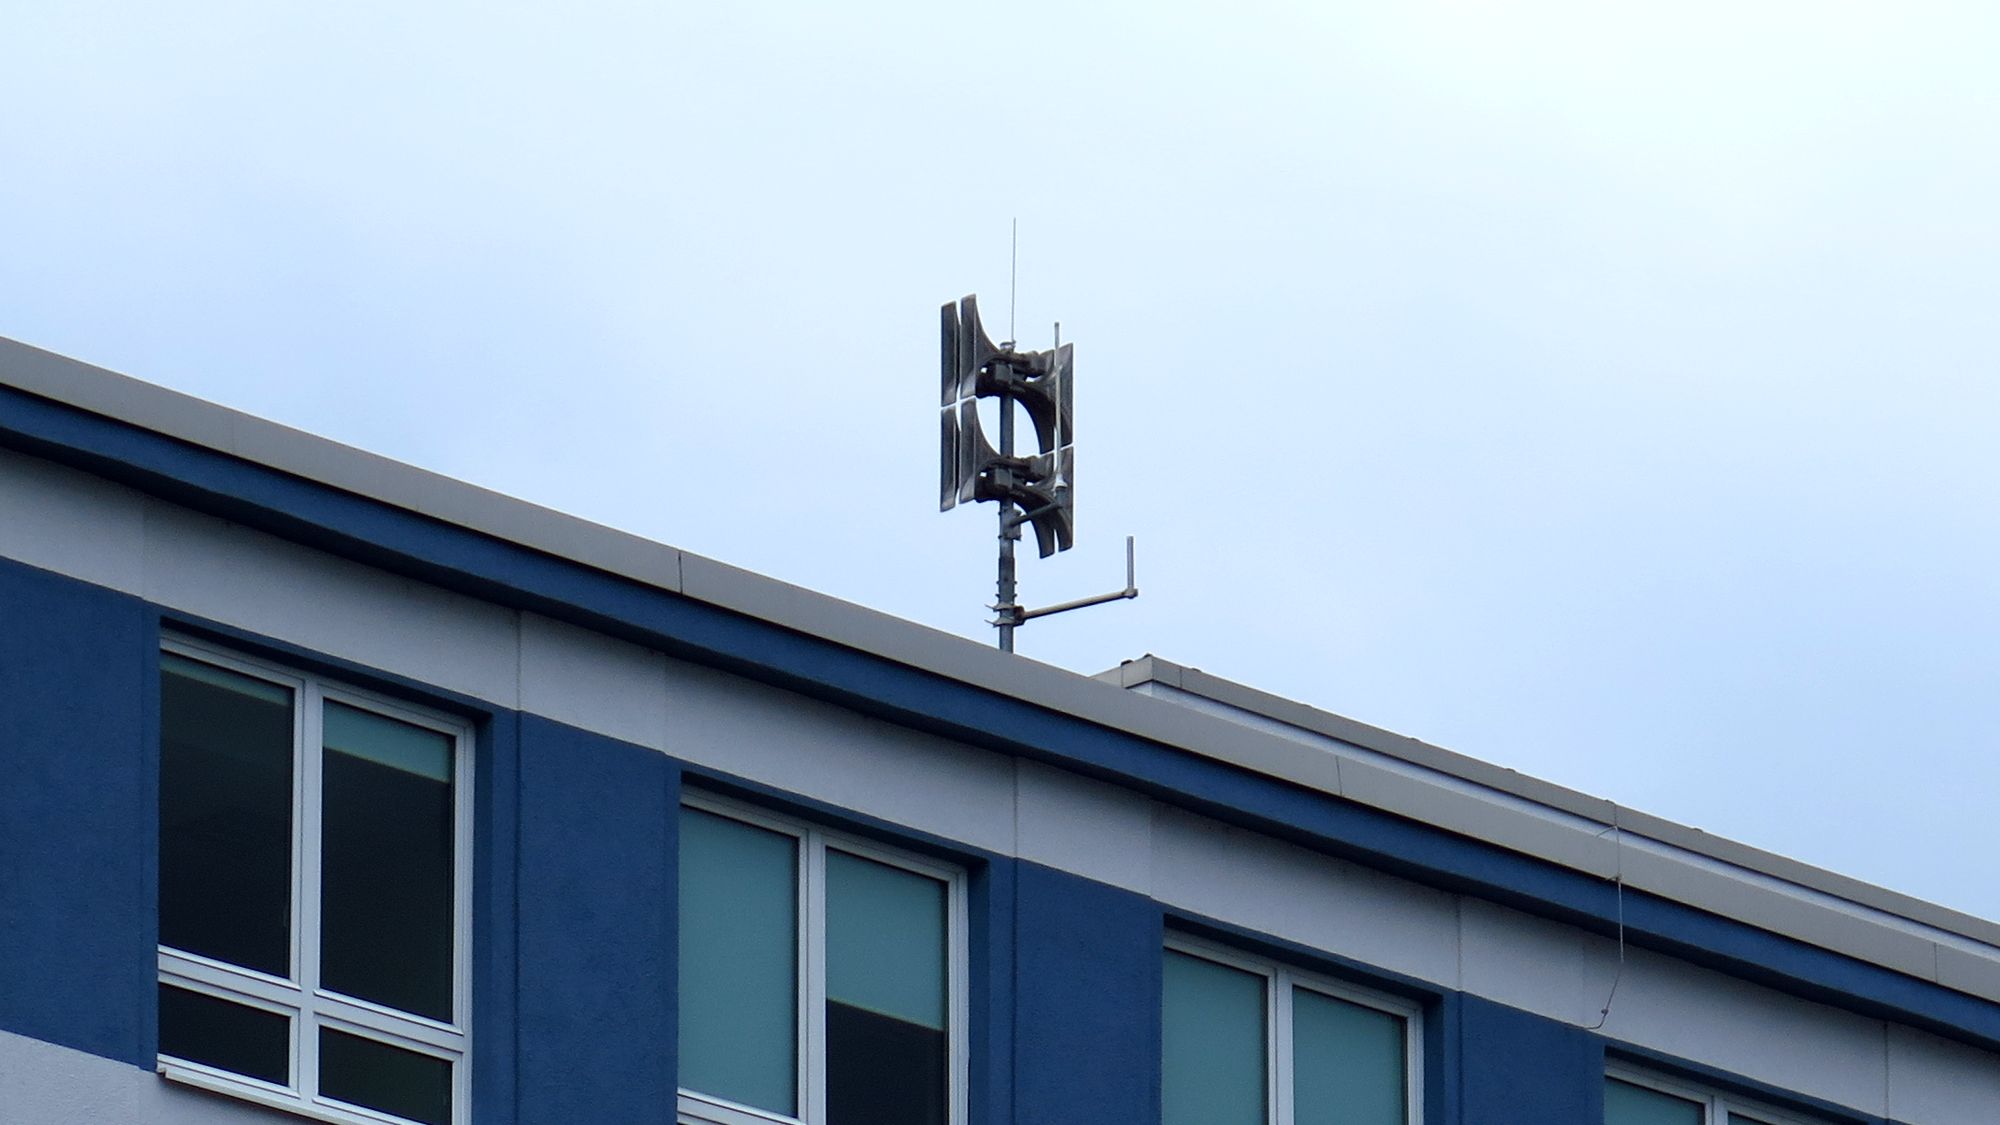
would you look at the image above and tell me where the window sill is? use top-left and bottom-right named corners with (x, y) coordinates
top-left (678, 1090), bottom-right (802, 1125)
top-left (160, 1062), bottom-right (428, 1125)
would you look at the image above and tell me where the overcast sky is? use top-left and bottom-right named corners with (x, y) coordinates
top-left (6, 2), bottom-right (1998, 921)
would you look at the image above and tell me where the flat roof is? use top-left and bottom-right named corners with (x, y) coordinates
top-left (4, 333), bottom-right (1997, 1008)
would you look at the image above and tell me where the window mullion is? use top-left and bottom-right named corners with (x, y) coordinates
top-left (803, 829), bottom-right (828, 1125)
top-left (297, 683), bottom-right (325, 1104)
top-left (1271, 971), bottom-right (1291, 1125)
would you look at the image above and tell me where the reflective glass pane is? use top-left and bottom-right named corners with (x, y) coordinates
top-left (158, 984), bottom-right (290, 1086)
top-left (1606, 1079), bottom-right (1705, 1125)
top-left (160, 655), bottom-right (294, 976)
top-left (1293, 987), bottom-right (1406, 1125)
top-left (320, 702), bottom-right (456, 1020)
top-left (1163, 950), bottom-right (1266, 1125)
top-left (320, 1028), bottom-right (452, 1125)
top-left (678, 808), bottom-right (798, 1115)
top-left (1728, 1115), bottom-right (1778, 1125)
top-left (825, 850), bottom-right (947, 1125)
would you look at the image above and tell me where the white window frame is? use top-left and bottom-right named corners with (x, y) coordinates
top-left (1164, 933), bottom-right (1425, 1125)
top-left (157, 637), bottom-right (474, 1125)
top-left (1606, 1064), bottom-right (1828, 1125)
top-left (677, 790), bottom-right (970, 1125)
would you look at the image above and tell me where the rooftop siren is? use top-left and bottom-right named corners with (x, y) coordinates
top-left (939, 294), bottom-right (1135, 652)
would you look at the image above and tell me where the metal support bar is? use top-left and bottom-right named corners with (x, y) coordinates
top-left (1016, 536), bottom-right (1139, 623)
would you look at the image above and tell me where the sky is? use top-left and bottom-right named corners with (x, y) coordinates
top-left (5, 2), bottom-right (1999, 921)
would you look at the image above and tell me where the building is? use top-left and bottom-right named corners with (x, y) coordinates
top-left (1, 334), bottom-right (1996, 1125)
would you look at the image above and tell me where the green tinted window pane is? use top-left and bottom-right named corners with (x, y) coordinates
top-left (825, 850), bottom-right (946, 1029)
top-left (1163, 950), bottom-right (1266, 1125)
top-left (320, 702), bottom-right (455, 1020)
top-left (1606, 1079), bottom-right (1704, 1125)
top-left (825, 850), bottom-right (948, 1125)
top-left (319, 1028), bottom-right (451, 1125)
top-left (324, 702), bottom-right (452, 782)
top-left (159, 655), bottom-right (294, 976)
top-left (158, 985), bottom-right (290, 1087)
top-left (1293, 987), bottom-right (1406, 1125)
top-left (1728, 1115), bottom-right (1778, 1125)
top-left (678, 808), bottom-right (798, 1115)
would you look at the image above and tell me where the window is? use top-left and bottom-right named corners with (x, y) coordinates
top-left (677, 793), bottom-right (967, 1125)
top-left (1606, 1067), bottom-right (1826, 1125)
top-left (1162, 936), bottom-right (1421, 1125)
top-left (157, 640), bottom-right (471, 1125)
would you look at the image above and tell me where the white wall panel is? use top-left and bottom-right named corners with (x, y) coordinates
top-left (661, 657), bottom-right (1017, 856)
top-left (0, 1030), bottom-right (298, 1125)
top-left (1014, 760), bottom-right (1155, 895)
top-left (1886, 1024), bottom-right (2000, 1124)
top-left (141, 500), bottom-right (520, 708)
top-left (518, 612), bottom-right (668, 750)
top-left (1459, 898), bottom-right (1614, 1027)
top-left (1599, 947), bottom-right (1888, 1117)
top-left (1150, 805), bottom-right (1461, 989)
top-left (0, 446), bottom-right (146, 594)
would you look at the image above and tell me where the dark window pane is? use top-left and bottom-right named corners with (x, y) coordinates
top-left (826, 1000), bottom-right (947, 1125)
top-left (160, 655), bottom-right (294, 976)
top-left (320, 702), bottom-right (456, 1021)
top-left (158, 984), bottom-right (290, 1086)
top-left (825, 850), bottom-right (947, 1125)
top-left (319, 1028), bottom-right (452, 1125)
top-left (677, 807), bottom-right (799, 1115)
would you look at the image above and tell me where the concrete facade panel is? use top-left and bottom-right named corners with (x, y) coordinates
top-left (518, 612), bottom-right (668, 751)
top-left (1600, 947), bottom-right (1889, 1118)
top-left (140, 501), bottom-right (520, 708)
top-left (1014, 760), bottom-right (1155, 896)
top-left (0, 1030), bottom-right (299, 1125)
top-left (1459, 898), bottom-right (1615, 1029)
top-left (1149, 805), bottom-right (1461, 989)
top-left (1885, 1024), bottom-right (2000, 1125)
top-left (661, 657), bottom-right (1018, 856)
top-left (0, 446), bottom-right (146, 595)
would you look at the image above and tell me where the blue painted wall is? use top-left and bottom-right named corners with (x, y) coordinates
top-left (1457, 993), bottom-right (1603, 1123)
top-left (1012, 862), bottom-right (1162, 1125)
top-left (0, 557), bottom-right (153, 1066)
top-left (516, 715), bottom-right (678, 1123)
top-left (969, 856), bottom-right (1017, 1125)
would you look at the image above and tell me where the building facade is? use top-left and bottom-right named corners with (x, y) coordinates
top-left (1, 335), bottom-right (1997, 1124)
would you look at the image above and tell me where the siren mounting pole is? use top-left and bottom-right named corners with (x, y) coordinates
top-left (995, 375), bottom-right (1020, 652)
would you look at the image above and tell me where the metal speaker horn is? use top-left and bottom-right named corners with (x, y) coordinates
top-left (941, 295), bottom-right (1005, 406)
top-left (1021, 448), bottom-right (1074, 558)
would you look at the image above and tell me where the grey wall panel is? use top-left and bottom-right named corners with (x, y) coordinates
top-left (518, 612), bottom-right (668, 751)
top-left (1149, 804), bottom-right (1464, 990)
top-left (1460, 898), bottom-right (1616, 1028)
top-left (139, 500), bottom-right (521, 708)
top-left (660, 656), bottom-right (1019, 856)
top-left (0, 447), bottom-right (145, 595)
top-left (0, 1030), bottom-right (299, 1125)
top-left (1885, 1024), bottom-right (2000, 1124)
top-left (1601, 946), bottom-right (1890, 1117)
top-left (1014, 760), bottom-right (1156, 896)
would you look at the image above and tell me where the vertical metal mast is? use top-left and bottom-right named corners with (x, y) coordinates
top-left (995, 381), bottom-right (1019, 652)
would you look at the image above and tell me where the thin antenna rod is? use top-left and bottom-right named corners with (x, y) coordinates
top-left (1008, 219), bottom-right (1018, 347)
